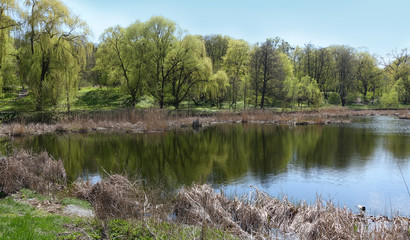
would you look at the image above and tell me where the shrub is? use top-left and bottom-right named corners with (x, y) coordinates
top-left (346, 92), bottom-right (360, 105)
top-left (380, 88), bottom-right (399, 108)
top-left (327, 93), bottom-right (341, 105)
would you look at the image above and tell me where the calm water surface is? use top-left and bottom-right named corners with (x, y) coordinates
top-left (12, 116), bottom-right (410, 216)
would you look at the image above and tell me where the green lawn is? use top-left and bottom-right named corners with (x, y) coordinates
top-left (0, 197), bottom-right (72, 240)
top-left (0, 87), bottom-right (407, 114)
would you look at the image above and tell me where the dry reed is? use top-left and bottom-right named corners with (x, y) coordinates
top-left (0, 150), bottom-right (66, 195)
top-left (1, 108), bottom-right (408, 136)
top-left (174, 184), bottom-right (410, 239)
top-left (72, 174), bottom-right (163, 220)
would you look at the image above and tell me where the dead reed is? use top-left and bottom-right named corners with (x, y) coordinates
top-left (174, 184), bottom-right (410, 239)
top-left (72, 174), bottom-right (169, 220)
top-left (0, 149), bottom-right (66, 196)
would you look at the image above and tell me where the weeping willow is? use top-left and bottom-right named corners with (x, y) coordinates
top-left (19, 0), bottom-right (88, 111)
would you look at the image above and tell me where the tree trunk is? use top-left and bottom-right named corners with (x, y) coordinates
top-left (36, 54), bottom-right (50, 111)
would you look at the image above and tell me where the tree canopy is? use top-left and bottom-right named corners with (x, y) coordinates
top-left (1, 2), bottom-right (409, 111)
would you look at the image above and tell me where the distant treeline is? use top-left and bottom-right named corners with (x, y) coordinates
top-left (0, 0), bottom-right (409, 112)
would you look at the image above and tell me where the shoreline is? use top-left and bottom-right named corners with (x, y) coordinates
top-left (1, 108), bottom-right (408, 137)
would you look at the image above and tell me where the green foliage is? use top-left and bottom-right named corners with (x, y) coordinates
top-left (328, 92), bottom-right (341, 105)
top-left (205, 70), bottom-right (229, 108)
top-left (356, 52), bottom-right (382, 99)
top-left (249, 39), bottom-right (287, 108)
top-left (144, 16), bottom-right (178, 108)
top-left (330, 46), bottom-right (356, 106)
top-left (1, 0), bottom-right (410, 112)
top-left (346, 92), bottom-right (360, 105)
top-left (380, 86), bottom-right (399, 108)
top-left (95, 22), bottom-right (146, 107)
top-left (17, 0), bottom-right (88, 111)
top-left (284, 75), bottom-right (323, 108)
top-left (166, 35), bottom-right (212, 109)
top-left (203, 34), bottom-right (230, 72)
top-left (223, 39), bottom-right (250, 109)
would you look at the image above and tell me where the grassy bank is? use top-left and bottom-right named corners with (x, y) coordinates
top-left (0, 189), bottom-right (231, 240)
top-left (0, 149), bottom-right (409, 239)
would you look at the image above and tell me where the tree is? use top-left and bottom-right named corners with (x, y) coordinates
top-left (330, 46), bottom-right (356, 106)
top-left (0, 0), bottom-right (18, 30)
top-left (296, 44), bottom-right (333, 96)
top-left (203, 34), bottom-right (230, 72)
top-left (249, 39), bottom-right (287, 108)
top-left (284, 75), bottom-right (322, 108)
top-left (386, 49), bottom-right (410, 104)
top-left (356, 52), bottom-right (382, 101)
top-left (205, 70), bottom-right (229, 108)
top-left (0, 0), bottom-right (18, 93)
top-left (143, 16), bottom-right (179, 108)
top-left (167, 35), bottom-right (212, 109)
top-left (19, 0), bottom-right (88, 111)
top-left (95, 22), bottom-right (145, 108)
top-left (223, 39), bottom-right (250, 109)
top-left (54, 39), bottom-right (85, 113)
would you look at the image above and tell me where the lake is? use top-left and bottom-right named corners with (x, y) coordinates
top-left (10, 116), bottom-right (410, 216)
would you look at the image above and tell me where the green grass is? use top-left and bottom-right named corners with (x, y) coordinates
top-left (19, 189), bottom-right (51, 202)
top-left (100, 219), bottom-right (237, 240)
top-left (0, 196), bottom-right (72, 240)
top-left (0, 94), bottom-right (35, 112)
top-left (60, 197), bottom-right (92, 209)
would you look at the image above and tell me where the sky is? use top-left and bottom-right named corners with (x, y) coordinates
top-left (60, 0), bottom-right (410, 58)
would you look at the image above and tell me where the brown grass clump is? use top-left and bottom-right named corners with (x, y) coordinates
top-left (143, 109), bottom-right (170, 131)
top-left (174, 184), bottom-right (410, 239)
top-left (73, 175), bottom-right (152, 220)
top-left (0, 150), bottom-right (66, 196)
top-left (174, 184), bottom-right (269, 238)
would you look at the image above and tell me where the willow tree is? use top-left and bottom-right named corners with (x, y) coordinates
top-left (205, 70), bottom-right (229, 108)
top-left (0, 0), bottom-right (18, 93)
top-left (95, 22), bottom-right (145, 107)
top-left (223, 39), bottom-right (250, 109)
top-left (19, 0), bottom-right (88, 111)
top-left (143, 16), bottom-right (178, 108)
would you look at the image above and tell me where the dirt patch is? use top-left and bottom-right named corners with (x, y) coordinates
top-left (63, 204), bottom-right (94, 218)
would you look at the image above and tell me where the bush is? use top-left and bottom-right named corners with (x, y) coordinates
top-left (346, 92), bottom-right (360, 105)
top-left (380, 89), bottom-right (399, 108)
top-left (327, 93), bottom-right (341, 105)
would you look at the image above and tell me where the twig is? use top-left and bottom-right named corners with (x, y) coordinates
top-left (396, 160), bottom-right (410, 199)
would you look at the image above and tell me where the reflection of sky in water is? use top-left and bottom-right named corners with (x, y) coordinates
top-left (219, 116), bottom-right (410, 217)
top-left (351, 116), bottom-right (410, 135)
top-left (78, 171), bottom-right (101, 185)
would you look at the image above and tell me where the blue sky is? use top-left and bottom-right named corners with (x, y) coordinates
top-left (60, 0), bottom-right (410, 57)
